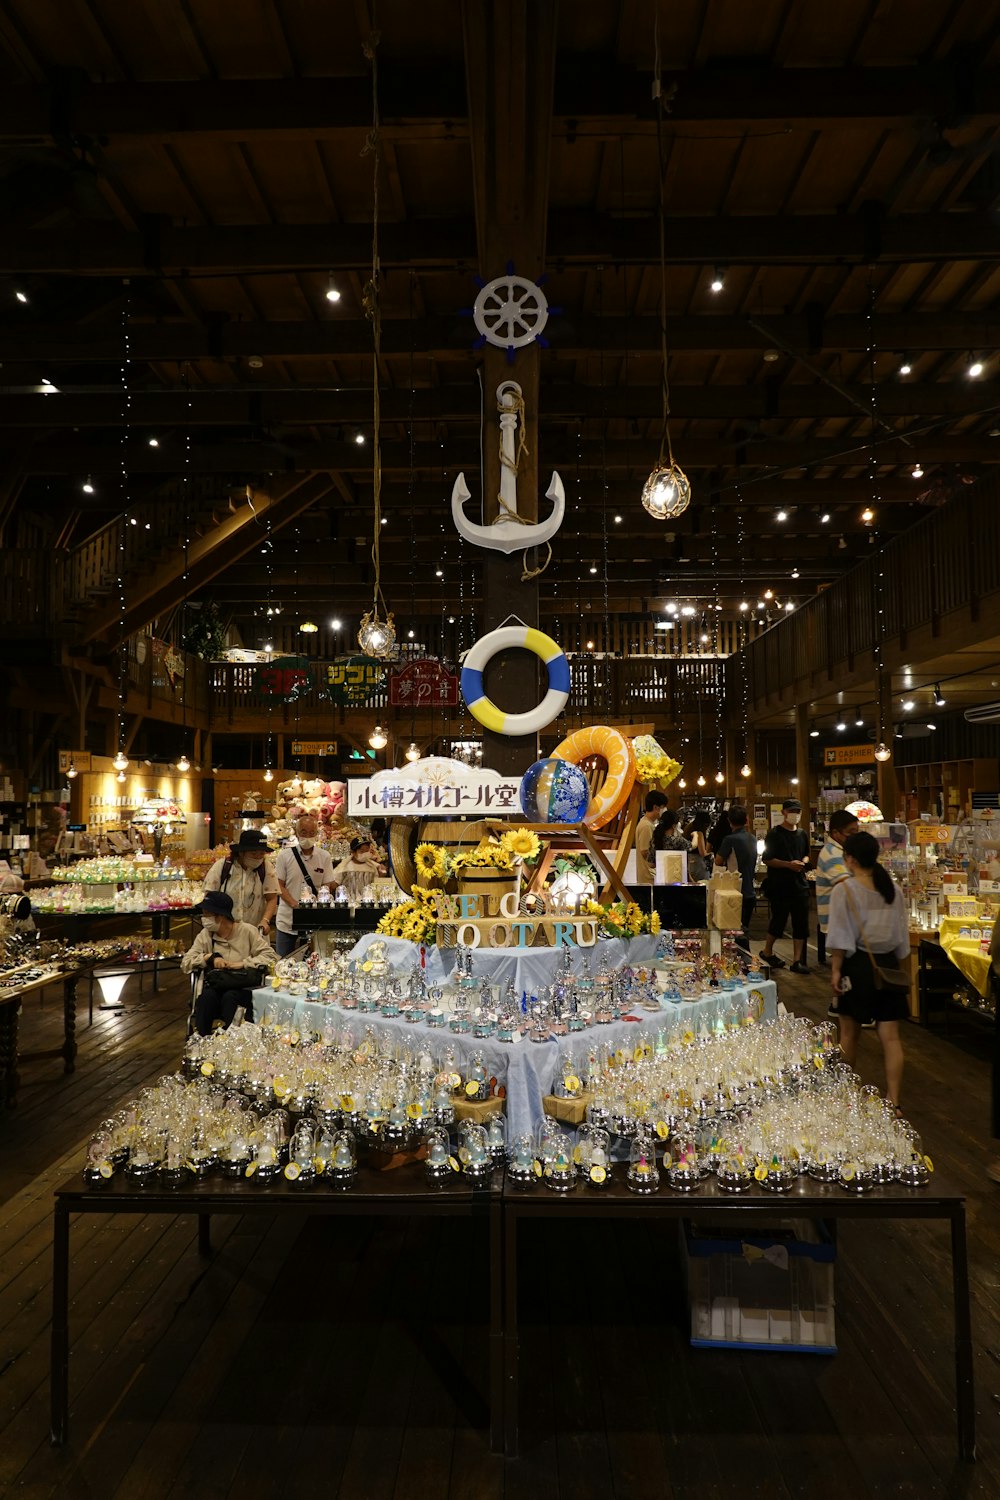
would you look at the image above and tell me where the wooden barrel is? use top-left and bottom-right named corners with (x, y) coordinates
top-left (388, 818), bottom-right (495, 896)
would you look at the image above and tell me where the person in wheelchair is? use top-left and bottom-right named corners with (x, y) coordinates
top-left (182, 888), bottom-right (277, 1036)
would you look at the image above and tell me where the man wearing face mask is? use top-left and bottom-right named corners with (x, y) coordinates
top-left (759, 797), bottom-right (811, 974)
top-left (201, 829), bottom-right (279, 936)
top-left (274, 815), bottom-right (337, 956)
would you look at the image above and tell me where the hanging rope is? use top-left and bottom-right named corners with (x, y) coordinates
top-left (489, 386), bottom-right (552, 580)
top-left (361, 14), bottom-right (390, 625)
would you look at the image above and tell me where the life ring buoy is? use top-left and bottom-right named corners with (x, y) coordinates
top-left (552, 725), bottom-right (637, 829)
top-left (461, 625), bottom-right (570, 737)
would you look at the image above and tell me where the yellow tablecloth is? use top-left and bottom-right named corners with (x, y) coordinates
top-left (938, 934), bottom-right (992, 998)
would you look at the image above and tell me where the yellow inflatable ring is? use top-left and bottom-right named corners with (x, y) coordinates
top-left (552, 725), bottom-right (637, 830)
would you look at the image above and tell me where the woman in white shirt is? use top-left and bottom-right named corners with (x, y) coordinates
top-left (827, 831), bottom-right (910, 1114)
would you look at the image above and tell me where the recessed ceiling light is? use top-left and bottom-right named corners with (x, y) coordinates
top-left (329, 618), bottom-right (341, 629)
top-left (776, 509), bottom-right (788, 522)
top-left (820, 512), bottom-right (830, 523)
top-left (354, 432), bottom-right (366, 445)
top-left (614, 514), bottom-right (623, 524)
top-left (899, 362), bottom-right (912, 376)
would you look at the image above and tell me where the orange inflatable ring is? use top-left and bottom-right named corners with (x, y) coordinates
top-left (552, 725), bottom-right (638, 830)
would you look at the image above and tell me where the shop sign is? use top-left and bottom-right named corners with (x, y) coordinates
top-left (258, 656), bottom-right (312, 701)
top-left (325, 655), bottom-right (387, 706)
top-left (822, 745), bottom-right (874, 767)
top-left (58, 751), bottom-right (92, 773)
top-left (348, 763), bottom-right (521, 817)
top-left (389, 657), bottom-right (460, 708)
top-left (290, 741), bottom-right (338, 756)
top-left (914, 824), bottom-right (951, 844)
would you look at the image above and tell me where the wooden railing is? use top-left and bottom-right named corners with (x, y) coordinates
top-left (65, 484), bottom-right (226, 610)
top-left (206, 654), bottom-right (723, 729)
top-left (735, 474), bottom-right (1000, 711)
top-left (0, 551), bottom-right (59, 637)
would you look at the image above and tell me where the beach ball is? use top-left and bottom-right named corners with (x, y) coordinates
top-left (519, 758), bottom-right (591, 824)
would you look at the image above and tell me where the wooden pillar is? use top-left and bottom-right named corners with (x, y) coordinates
top-left (463, 0), bottom-right (556, 779)
top-left (794, 702), bottom-right (810, 811)
top-left (876, 666), bottom-right (895, 817)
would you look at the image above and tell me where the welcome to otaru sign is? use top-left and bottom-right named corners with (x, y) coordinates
top-left (433, 889), bottom-right (599, 950)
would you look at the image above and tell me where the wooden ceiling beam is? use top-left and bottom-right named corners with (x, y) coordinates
top-left (5, 63), bottom-right (996, 140)
top-left (3, 310), bottom-right (997, 363)
top-left (5, 379), bottom-right (999, 426)
top-left (25, 432), bottom-right (1000, 476)
top-left (2, 211), bottom-right (999, 274)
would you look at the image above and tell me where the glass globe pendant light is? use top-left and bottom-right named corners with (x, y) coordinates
top-left (112, 749), bottom-right (128, 772)
top-left (405, 742), bottom-right (421, 762)
top-left (874, 743), bottom-right (892, 763)
top-left (640, 20), bottom-right (690, 524)
top-left (355, 34), bottom-right (396, 663)
top-left (369, 724), bottom-right (388, 751)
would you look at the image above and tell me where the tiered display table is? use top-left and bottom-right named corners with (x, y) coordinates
top-left (256, 979), bottom-right (777, 1139)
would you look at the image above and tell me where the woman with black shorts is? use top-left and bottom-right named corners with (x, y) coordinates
top-left (827, 831), bottom-right (910, 1114)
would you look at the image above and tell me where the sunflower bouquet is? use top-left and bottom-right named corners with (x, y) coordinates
top-left (413, 842), bottom-right (451, 887)
top-left (583, 898), bottom-right (660, 939)
top-left (376, 885), bottom-right (440, 944)
top-left (436, 827), bottom-right (544, 875)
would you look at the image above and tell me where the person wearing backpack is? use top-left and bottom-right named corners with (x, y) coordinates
top-left (274, 815), bottom-right (337, 956)
top-left (202, 829), bottom-right (279, 935)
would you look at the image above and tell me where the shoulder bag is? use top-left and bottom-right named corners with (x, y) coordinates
top-left (202, 938), bottom-right (265, 992)
top-left (843, 884), bottom-right (909, 990)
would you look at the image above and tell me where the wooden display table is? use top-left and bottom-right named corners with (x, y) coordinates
top-left (501, 1175), bottom-right (974, 1463)
top-left (50, 1164), bottom-right (504, 1452)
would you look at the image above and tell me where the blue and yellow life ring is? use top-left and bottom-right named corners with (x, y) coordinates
top-left (461, 625), bottom-right (570, 736)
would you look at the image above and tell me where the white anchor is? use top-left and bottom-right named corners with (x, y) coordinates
top-left (451, 379), bottom-right (565, 554)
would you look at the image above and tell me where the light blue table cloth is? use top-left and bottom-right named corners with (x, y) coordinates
top-left (254, 967), bottom-right (778, 1140)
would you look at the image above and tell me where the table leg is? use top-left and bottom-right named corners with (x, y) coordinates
top-left (951, 1204), bottom-right (977, 1461)
top-left (489, 1193), bottom-right (503, 1454)
top-left (0, 1001), bottom-right (18, 1108)
top-left (50, 1202), bottom-right (70, 1445)
top-left (198, 1213), bottom-right (212, 1257)
top-left (504, 1204), bottom-right (519, 1459)
top-left (61, 977), bottom-right (77, 1073)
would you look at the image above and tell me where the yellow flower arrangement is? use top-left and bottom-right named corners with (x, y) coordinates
top-left (583, 898), bottom-right (659, 939)
top-left (500, 827), bottom-right (542, 863)
top-left (376, 885), bottom-right (439, 944)
top-left (450, 839), bottom-right (515, 873)
top-left (413, 842), bottom-right (449, 886)
top-left (635, 751), bottom-right (682, 792)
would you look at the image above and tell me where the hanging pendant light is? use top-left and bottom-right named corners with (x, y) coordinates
top-left (356, 29), bottom-right (396, 662)
top-left (874, 743), bottom-right (892, 762)
top-left (714, 771), bottom-right (725, 785)
top-left (641, 12), bottom-right (690, 524)
top-left (369, 724), bottom-right (388, 751)
top-left (112, 749), bottom-right (128, 772)
top-left (176, 752), bottom-right (191, 773)
top-left (66, 760), bottom-right (78, 780)
top-left (263, 767), bottom-right (274, 783)
top-left (740, 763), bottom-right (752, 779)
top-left (696, 774), bottom-right (707, 788)
top-left (405, 741), bottom-right (421, 762)
top-left (116, 769), bottom-right (127, 784)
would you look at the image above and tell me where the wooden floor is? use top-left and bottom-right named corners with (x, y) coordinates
top-left (3, 935), bottom-right (1000, 1499)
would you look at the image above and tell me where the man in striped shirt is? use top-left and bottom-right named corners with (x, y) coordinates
top-left (815, 809), bottom-right (859, 1010)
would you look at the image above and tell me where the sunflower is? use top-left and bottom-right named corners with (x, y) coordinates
top-left (414, 843), bottom-right (448, 885)
top-left (501, 827), bottom-right (542, 863)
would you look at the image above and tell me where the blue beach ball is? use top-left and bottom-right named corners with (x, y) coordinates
top-left (519, 758), bottom-right (591, 824)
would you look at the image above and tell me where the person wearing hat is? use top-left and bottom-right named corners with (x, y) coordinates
top-left (181, 889), bottom-right (277, 1035)
top-left (274, 815), bottom-right (337, 956)
top-left (202, 829), bottom-right (279, 935)
top-left (759, 797), bottom-right (811, 974)
top-left (332, 835), bottom-right (386, 903)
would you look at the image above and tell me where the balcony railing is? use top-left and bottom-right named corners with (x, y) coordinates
top-left (205, 654), bottom-right (722, 729)
top-left (736, 473), bottom-right (1000, 711)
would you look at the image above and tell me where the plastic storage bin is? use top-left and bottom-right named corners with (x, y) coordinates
top-left (683, 1216), bottom-right (836, 1354)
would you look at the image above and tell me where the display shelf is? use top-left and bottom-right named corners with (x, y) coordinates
top-left (895, 757), bottom-right (996, 822)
